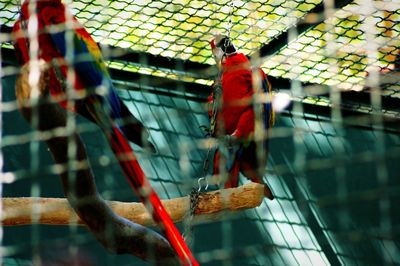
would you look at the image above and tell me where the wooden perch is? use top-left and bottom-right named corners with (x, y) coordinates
top-left (2, 182), bottom-right (264, 227)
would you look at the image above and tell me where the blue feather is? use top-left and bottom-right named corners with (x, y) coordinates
top-left (49, 29), bottom-right (122, 122)
top-left (261, 76), bottom-right (273, 130)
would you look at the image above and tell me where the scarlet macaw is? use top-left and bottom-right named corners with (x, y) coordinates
top-left (13, 1), bottom-right (197, 265)
top-left (209, 35), bottom-right (275, 200)
top-left (13, 0), bottom-right (152, 150)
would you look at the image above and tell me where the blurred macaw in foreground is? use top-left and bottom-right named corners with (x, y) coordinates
top-left (208, 35), bottom-right (275, 200)
top-left (13, 0), bottom-right (198, 265)
top-left (13, 0), bottom-right (154, 151)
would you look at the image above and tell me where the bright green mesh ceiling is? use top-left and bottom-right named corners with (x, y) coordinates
top-left (1, 0), bottom-right (321, 64)
top-left (71, 0), bottom-right (322, 64)
top-left (1, 0), bottom-right (400, 96)
top-left (263, 1), bottom-right (400, 93)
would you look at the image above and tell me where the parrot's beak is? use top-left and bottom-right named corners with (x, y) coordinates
top-left (211, 39), bottom-right (224, 70)
top-left (212, 50), bottom-right (224, 70)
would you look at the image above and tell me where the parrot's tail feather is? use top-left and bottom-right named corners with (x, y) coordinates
top-left (263, 184), bottom-right (274, 200)
top-left (242, 175), bottom-right (274, 200)
top-left (240, 162), bottom-right (275, 200)
top-left (107, 127), bottom-right (198, 266)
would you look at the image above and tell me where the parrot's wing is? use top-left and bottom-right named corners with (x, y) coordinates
top-left (40, 4), bottom-right (121, 114)
top-left (49, 22), bottom-right (154, 149)
top-left (38, 2), bottom-right (153, 150)
top-left (50, 27), bottom-right (110, 89)
top-left (41, 5), bottom-right (106, 87)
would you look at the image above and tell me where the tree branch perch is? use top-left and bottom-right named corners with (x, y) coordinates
top-left (2, 182), bottom-right (264, 226)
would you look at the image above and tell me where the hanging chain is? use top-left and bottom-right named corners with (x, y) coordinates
top-left (194, 72), bottom-right (223, 196)
top-left (226, 0), bottom-right (235, 39)
top-left (183, 75), bottom-right (223, 247)
top-left (183, 1), bottom-right (234, 247)
top-left (223, 0), bottom-right (235, 62)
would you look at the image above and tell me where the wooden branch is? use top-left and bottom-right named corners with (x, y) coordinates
top-left (1, 182), bottom-right (265, 227)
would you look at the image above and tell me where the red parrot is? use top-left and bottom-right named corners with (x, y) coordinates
top-left (13, 1), bottom-right (198, 265)
top-left (209, 35), bottom-right (275, 200)
top-left (12, 0), bottom-right (153, 150)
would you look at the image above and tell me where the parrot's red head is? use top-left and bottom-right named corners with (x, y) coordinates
top-left (20, 0), bottom-right (63, 17)
top-left (210, 35), bottom-right (237, 70)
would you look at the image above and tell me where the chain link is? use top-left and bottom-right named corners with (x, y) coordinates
top-left (226, 0), bottom-right (235, 39)
top-left (183, 63), bottom-right (224, 246)
top-left (183, 187), bottom-right (201, 247)
top-left (183, 0), bottom-right (234, 247)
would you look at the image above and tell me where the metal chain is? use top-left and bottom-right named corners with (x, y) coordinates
top-left (183, 1), bottom-right (234, 246)
top-left (226, 0), bottom-right (235, 39)
top-left (182, 187), bottom-right (200, 247)
top-left (183, 72), bottom-right (223, 247)
top-left (224, 0), bottom-right (235, 60)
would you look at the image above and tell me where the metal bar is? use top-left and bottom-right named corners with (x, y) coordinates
top-left (1, 46), bottom-right (211, 101)
top-left (283, 100), bottom-right (400, 135)
top-left (109, 68), bottom-right (210, 96)
top-left (1, 24), bottom-right (209, 76)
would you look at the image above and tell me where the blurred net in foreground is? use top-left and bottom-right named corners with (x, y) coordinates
top-left (1, 0), bottom-right (400, 265)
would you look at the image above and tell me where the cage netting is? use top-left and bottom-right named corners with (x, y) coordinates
top-left (1, 0), bottom-right (400, 265)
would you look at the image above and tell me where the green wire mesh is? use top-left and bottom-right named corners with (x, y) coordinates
top-left (0, 0), bottom-right (321, 64)
top-left (264, 0), bottom-right (400, 94)
top-left (2, 0), bottom-right (399, 96)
